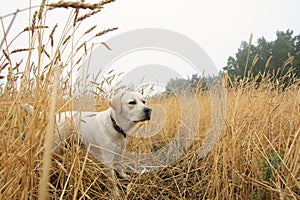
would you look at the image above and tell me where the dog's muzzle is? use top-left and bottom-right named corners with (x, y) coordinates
top-left (144, 107), bottom-right (152, 121)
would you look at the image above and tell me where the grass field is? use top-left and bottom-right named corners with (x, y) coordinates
top-left (0, 1), bottom-right (299, 199)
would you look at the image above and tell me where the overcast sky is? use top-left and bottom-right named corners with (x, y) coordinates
top-left (1, 0), bottom-right (300, 71)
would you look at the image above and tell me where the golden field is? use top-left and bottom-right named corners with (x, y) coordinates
top-left (0, 1), bottom-right (299, 199)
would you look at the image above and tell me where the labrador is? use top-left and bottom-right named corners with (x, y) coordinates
top-left (21, 91), bottom-right (152, 196)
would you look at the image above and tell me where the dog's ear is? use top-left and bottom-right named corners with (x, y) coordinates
top-left (110, 91), bottom-right (125, 113)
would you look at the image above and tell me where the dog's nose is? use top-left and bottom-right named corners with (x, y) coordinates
top-left (144, 107), bottom-right (152, 120)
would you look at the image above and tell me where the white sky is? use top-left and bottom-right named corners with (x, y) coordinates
top-left (1, 0), bottom-right (300, 71)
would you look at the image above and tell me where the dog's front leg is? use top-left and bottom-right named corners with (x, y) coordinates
top-left (116, 149), bottom-right (130, 179)
top-left (102, 151), bottom-right (123, 199)
top-left (108, 167), bottom-right (120, 196)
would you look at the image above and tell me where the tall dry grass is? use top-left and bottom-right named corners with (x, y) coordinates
top-left (0, 1), bottom-right (299, 199)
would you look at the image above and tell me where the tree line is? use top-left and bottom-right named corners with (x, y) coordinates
top-left (166, 29), bottom-right (300, 93)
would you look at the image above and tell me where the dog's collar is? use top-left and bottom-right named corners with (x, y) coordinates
top-left (110, 115), bottom-right (126, 138)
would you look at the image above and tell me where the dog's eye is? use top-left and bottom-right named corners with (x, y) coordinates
top-left (142, 100), bottom-right (146, 104)
top-left (129, 101), bottom-right (136, 105)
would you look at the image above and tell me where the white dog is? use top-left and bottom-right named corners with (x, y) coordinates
top-left (57, 91), bottom-right (151, 170)
top-left (21, 91), bottom-right (152, 195)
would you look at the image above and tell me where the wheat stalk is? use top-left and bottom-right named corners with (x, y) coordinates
top-left (77, 10), bottom-right (101, 22)
top-left (95, 27), bottom-right (118, 37)
top-left (47, 0), bottom-right (117, 10)
top-left (23, 25), bottom-right (48, 32)
top-left (49, 24), bottom-right (58, 47)
top-left (11, 48), bottom-right (34, 54)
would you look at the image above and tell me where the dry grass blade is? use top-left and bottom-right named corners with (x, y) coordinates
top-left (49, 24), bottom-right (58, 47)
top-left (84, 25), bottom-right (97, 35)
top-left (282, 55), bottom-right (294, 67)
top-left (101, 42), bottom-right (112, 50)
top-left (95, 27), bottom-right (118, 37)
top-left (31, 11), bottom-right (38, 30)
top-left (38, 0), bottom-right (46, 20)
top-left (47, 1), bottom-right (104, 10)
top-left (47, 0), bottom-right (116, 10)
top-left (1, 63), bottom-right (9, 72)
top-left (73, 8), bottom-right (79, 26)
top-left (11, 48), bottom-right (34, 54)
top-left (38, 67), bottom-right (61, 200)
top-left (13, 60), bottom-right (23, 71)
top-left (75, 57), bottom-right (83, 65)
top-left (77, 10), bottom-right (100, 22)
top-left (41, 45), bottom-right (50, 59)
top-left (23, 25), bottom-right (48, 32)
top-left (244, 33), bottom-right (253, 77)
top-left (0, 9), bottom-right (18, 49)
top-left (101, 0), bottom-right (117, 6)
top-left (76, 42), bottom-right (86, 52)
top-left (62, 35), bottom-right (71, 45)
top-left (2, 50), bottom-right (12, 63)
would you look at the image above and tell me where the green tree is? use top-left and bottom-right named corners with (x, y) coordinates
top-left (223, 30), bottom-right (300, 85)
top-left (165, 73), bottom-right (220, 95)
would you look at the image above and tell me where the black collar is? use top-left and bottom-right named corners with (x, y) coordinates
top-left (110, 115), bottom-right (126, 138)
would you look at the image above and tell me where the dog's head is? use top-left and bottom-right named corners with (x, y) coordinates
top-left (110, 91), bottom-right (152, 123)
